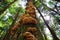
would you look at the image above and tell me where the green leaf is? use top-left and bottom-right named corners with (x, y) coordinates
top-left (0, 27), bottom-right (4, 30)
top-left (35, 1), bottom-right (41, 7)
top-left (7, 16), bottom-right (13, 25)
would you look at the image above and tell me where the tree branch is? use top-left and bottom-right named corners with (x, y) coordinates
top-left (43, 3), bottom-right (60, 15)
top-left (36, 7), bottom-right (59, 40)
top-left (0, 0), bottom-right (17, 15)
top-left (39, 0), bottom-right (60, 15)
top-left (55, 2), bottom-right (59, 14)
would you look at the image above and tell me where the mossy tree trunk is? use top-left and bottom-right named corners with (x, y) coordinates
top-left (3, 0), bottom-right (45, 40)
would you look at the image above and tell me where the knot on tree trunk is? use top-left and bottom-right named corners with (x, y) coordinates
top-left (27, 27), bottom-right (37, 33)
top-left (24, 32), bottom-right (37, 40)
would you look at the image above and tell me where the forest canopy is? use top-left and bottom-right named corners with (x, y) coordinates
top-left (0, 0), bottom-right (60, 40)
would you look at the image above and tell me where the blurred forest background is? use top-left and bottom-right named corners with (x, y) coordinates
top-left (0, 0), bottom-right (60, 40)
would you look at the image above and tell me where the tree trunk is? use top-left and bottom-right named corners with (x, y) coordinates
top-left (3, 0), bottom-right (45, 40)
